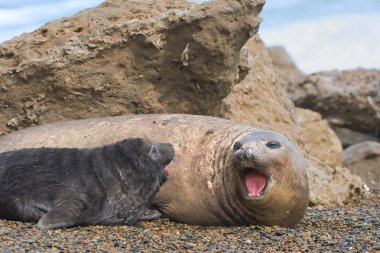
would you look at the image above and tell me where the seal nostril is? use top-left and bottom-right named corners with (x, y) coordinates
top-left (245, 148), bottom-right (257, 159)
top-left (266, 141), bottom-right (281, 149)
top-left (233, 142), bottom-right (242, 152)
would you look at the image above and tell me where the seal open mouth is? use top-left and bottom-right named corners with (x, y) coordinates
top-left (241, 168), bottom-right (268, 198)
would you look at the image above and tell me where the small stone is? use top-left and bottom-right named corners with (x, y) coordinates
top-left (22, 238), bottom-right (36, 243)
top-left (77, 239), bottom-right (90, 245)
top-left (303, 231), bottom-right (312, 237)
top-left (185, 242), bottom-right (196, 248)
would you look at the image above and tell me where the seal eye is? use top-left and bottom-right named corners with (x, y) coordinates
top-left (233, 142), bottom-right (242, 151)
top-left (266, 141), bottom-right (281, 149)
top-left (150, 145), bottom-right (160, 157)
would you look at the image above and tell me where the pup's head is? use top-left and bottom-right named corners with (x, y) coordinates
top-left (147, 142), bottom-right (174, 185)
top-left (116, 138), bottom-right (174, 187)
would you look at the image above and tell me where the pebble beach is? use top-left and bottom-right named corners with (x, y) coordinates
top-left (1, 192), bottom-right (379, 252)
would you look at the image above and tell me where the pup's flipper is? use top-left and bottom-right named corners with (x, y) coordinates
top-left (37, 198), bottom-right (85, 229)
top-left (139, 208), bottom-right (163, 221)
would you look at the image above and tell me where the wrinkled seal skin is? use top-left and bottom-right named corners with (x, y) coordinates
top-left (0, 138), bottom-right (174, 229)
top-left (0, 114), bottom-right (309, 227)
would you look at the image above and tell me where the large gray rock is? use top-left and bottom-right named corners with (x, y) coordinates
top-left (288, 69), bottom-right (380, 140)
top-left (334, 127), bottom-right (380, 148)
top-left (344, 141), bottom-right (380, 190)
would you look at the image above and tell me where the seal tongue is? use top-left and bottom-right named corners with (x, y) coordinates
top-left (245, 170), bottom-right (266, 196)
top-left (164, 165), bottom-right (170, 177)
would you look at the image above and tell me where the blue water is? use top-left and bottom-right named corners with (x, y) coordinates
top-left (0, 0), bottom-right (379, 73)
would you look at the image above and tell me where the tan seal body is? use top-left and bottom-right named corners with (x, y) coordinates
top-left (0, 114), bottom-right (309, 227)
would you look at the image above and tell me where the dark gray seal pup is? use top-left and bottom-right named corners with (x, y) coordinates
top-left (0, 138), bottom-right (174, 229)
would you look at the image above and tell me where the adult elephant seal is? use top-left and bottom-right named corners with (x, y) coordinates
top-left (0, 114), bottom-right (309, 227)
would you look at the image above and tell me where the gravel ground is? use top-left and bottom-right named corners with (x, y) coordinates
top-left (1, 192), bottom-right (379, 252)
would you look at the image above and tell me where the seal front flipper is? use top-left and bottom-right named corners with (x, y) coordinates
top-left (37, 198), bottom-right (85, 229)
top-left (138, 208), bottom-right (163, 221)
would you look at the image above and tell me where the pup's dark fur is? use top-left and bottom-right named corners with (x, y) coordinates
top-left (0, 138), bottom-right (174, 229)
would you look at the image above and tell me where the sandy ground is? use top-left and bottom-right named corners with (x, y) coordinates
top-left (0, 192), bottom-right (379, 252)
